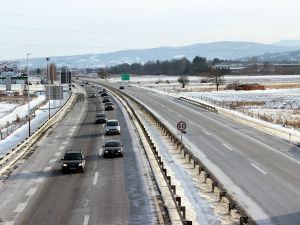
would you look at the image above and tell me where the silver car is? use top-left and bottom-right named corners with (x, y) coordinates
top-left (105, 120), bottom-right (120, 135)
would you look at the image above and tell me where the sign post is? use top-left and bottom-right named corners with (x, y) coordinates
top-left (177, 121), bottom-right (187, 144)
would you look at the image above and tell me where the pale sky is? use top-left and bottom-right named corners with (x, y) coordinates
top-left (0, 0), bottom-right (299, 60)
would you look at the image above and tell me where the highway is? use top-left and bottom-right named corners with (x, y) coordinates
top-left (0, 85), bottom-right (158, 225)
top-left (105, 83), bottom-right (300, 225)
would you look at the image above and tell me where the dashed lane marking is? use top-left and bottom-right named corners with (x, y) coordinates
top-left (35, 177), bottom-right (44, 183)
top-left (49, 158), bottom-right (56, 163)
top-left (54, 152), bottom-right (62, 157)
top-left (251, 163), bottom-right (267, 175)
top-left (14, 203), bottom-right (27, 213)
top-left (26, 187), bottom-right (37, 196)
top-left (83, 215), bottom-right (89, 225)
top-left (202, 130), bottom-right (211, 135)
top-left (58, 146), bottom-right (64, 151)
top-left (222, 144), bottom-right (233, 151)
top-left (93, 172), bottom-right (99, 185)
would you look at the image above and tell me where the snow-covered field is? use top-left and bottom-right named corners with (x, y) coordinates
top-left (110, 74), bottom-right (300, 138)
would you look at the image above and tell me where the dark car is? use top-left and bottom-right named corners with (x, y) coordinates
top-left (95, 113), bottom-right (107, 124)
top-left (98, 88), bottom-right (103, 93)
top-left (102, 96), bottom-right (110, 103)
top-left (105, 102), bottom-right (114, 110)
top-left (90, 92), bottom-right (96, 98)
top-left (61, 150), bottom-right (85, 173)
top-left (101, 92), bottom-right (108, 97)
top-left (119, 85), bottom-right (124, 89)
top-left (103, 140), bottom-right (123, 158)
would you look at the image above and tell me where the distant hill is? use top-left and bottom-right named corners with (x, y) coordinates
top-left (239, 50), bottom-right (300, 62)
top-left (272, 40), bottom-right (300, 48)
top-left (20, 41), bottom-right (300, 68)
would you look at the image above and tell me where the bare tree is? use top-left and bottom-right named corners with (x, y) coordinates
top-left (97, 69), bottom-right (109, 80)
top-left (177, 76), bottom-right (189, 88)
top-left (207, 69), bottom-right (225, 91)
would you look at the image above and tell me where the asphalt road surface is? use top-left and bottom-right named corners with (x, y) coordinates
top-left (0, 85), bottom-right (158, 225)
top-left (104, 82), bottom-right (300, 225)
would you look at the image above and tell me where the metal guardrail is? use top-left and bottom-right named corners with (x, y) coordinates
top-left (96, 82), bottom-right (256, 225)
top-left (0, 91), bottom-right (77, 175)
top-left (179, 97), bottom-right (218, 113)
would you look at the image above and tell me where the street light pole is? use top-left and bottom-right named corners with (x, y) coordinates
top-left (27, 53), bottom-right (31, 137)
top-left (46, 57), bottom-right (50, 119)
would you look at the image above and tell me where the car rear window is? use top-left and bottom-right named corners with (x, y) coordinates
top-left (64, 153), bottom-right (82, 160)
top-left (96, 114), bottom-right (106, 117)
top-left (107, 121), bottom-right (119, 126)
top-left (105, 141), bottom-right (121, 147)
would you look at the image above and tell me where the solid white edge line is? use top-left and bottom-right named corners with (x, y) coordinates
top-left (202, 130), bottom-right (210, 135)
top-left (223, 144), bottom-right (233, 151)
top-left (83, 214), bottom-right (89, 225)
top-left (251, 163), bottom-right (267, 175)
top-left (43, 167), bottom-right (51, 172)
top-left (93, 172), bottom-right (99, 185)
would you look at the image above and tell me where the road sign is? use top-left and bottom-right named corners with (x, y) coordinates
top-left (121, 74), bottom-right (130, 81)
top-left (177, 121), bottom-right (187, 132)
top-left (45, 86), bottom-right (63, 100)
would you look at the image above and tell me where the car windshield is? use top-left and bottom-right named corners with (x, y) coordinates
top-left (64, 153), bottom-right (82, 160)
top-left (106, 103), bottom-right (113, 105)
top-left (107, 121), bottom-right (119, 126)
top-left (105, 141), bottom-right (121, 147)
top-left (96, 114), bottom-right (106, 118)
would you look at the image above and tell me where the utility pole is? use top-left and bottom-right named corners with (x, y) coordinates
top-left (46, 57), bottom-right (50, 119)
top-left (27, 53), bottom-right (31, 137)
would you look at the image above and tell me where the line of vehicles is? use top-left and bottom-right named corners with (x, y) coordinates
top-left (61, 83), bottom-right (123, 173)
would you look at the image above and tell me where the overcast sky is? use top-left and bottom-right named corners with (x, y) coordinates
top-left (0, 0), bottom-right (299, 60)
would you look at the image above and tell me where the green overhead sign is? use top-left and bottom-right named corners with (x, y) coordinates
top-left (121, 74), bottom-right (130, 81)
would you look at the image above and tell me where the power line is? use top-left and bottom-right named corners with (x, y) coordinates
top-left (0, 12), bottom-right (297, 29)
top-left (0, 25), bottom-right (296, 40)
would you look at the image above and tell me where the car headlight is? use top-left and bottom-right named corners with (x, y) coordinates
top-left (105, 150), bottom-right (109, 153)
top-left (62, 163), bottom-right (67, 167)
top-left (78, 163), bottom-right (82, 167)
top-left (117, 150), bottom-right (121, 152)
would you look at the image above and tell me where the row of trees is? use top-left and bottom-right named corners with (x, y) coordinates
top-left (107, 56), bottom-right (230, 76)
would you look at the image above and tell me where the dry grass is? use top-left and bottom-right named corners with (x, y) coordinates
top-left (265, 83), bottom-right (300, 89)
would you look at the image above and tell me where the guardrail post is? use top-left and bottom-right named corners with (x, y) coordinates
top-left (189, 154), bottom-right (192, 163)
top-left (240, 216), bottom-right (248, 225)
top-left (162, 168), bottom-right (167, 176)
top-left (211, 181), bottom-right (217, 192)
top-left (171, 185), bottom-right (176, 194)
top-left (180, 206), bottom-right (186, 220)
top-left (157, 156), bottom-right (161, 163)
top-left (193, 160), bottom-right (197, 168)
top-left (204, 173), bottom-right (210, 183)
top-left (199, 166), bottom-right (204, 175)
top-left (176, 196), bottom-right (181, 206)
top-left (219, 192), bottom-right (226, 201)
top-left (228, 202), bottom-right (236, 213)
top-left (167, 176), bottom-right (171, 185)
top-left (185, 221), bottom-right (192, 225)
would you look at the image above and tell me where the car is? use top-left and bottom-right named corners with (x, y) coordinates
top-left (101, 91), bottom-right (108, 97)
top-left (105, 119), bottom-right (120, 135)
top-left (102, 96), bottom-right (110, 103)
top-left (98, 88), bottom-right (103, 93)
top-left (103, 140), bottom-right (123, 158)
top-left (95, 113), bottom-right (107, 124)
top-left (85, 81), bottom-right (89, 84)
top-left (61, 150), bottom-right (85, 173)
top-left (105, 102), bottom-right (114, 110)
top-left (91, 84), bottom-right (95, 88)
top-left (90, 92), bottom-right (96, 98)
top-left (80, 83), bottom-right (85, 86)
top-left (119, 85), bottom-right (124, 89)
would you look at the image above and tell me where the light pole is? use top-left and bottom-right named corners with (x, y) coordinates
top-left (27, 53), bottom-right (31, 137)
top-left (46, 57), bottom-right (50, 119)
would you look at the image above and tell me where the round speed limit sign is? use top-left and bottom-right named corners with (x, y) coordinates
top-left (177, 121), bottom-right (187, 132)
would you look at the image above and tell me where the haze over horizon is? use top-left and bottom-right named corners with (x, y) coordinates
top-left (0, 0), bottom-right (299, 60)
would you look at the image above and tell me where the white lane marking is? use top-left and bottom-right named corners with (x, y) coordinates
top-left (49, 158), bottom-right (56, 163)
top-left (43, 167), bottom-right (51, 172)
top-left (251, 163), bottom-right (267, 175)
top-left (58, 146), bottom-right (64, 151)
top-left (83, 215), bottom-right (89, 225)
top-left (36, 177), bottom-right (44, 183)
top-left (4, 221), bottom-right (14, 225)
top-left (93, 172), bottom-right (99, 185)
top-left (26, 187), bottom-right (37, 196)
top-left (54, 152), bottom-right (62, 157)
top-left (202, 130), bottom-right (210, 135)
top-left (62, 141), bottom-right (68, 145)
top-left (14, 203), bottom-right (27, 213)
top-left (222, 144), bottom-right (233, 151)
